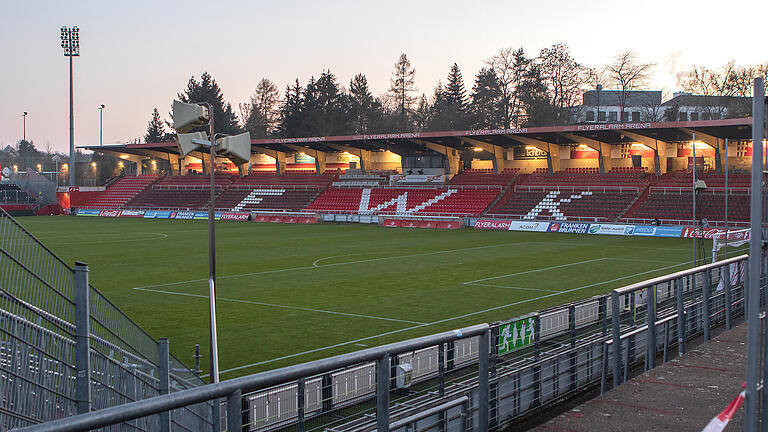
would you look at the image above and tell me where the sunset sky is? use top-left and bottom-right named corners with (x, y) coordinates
top-left (2, 0), bottom-right (766, 153)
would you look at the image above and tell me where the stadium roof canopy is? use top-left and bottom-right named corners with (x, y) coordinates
top-left (80, 118), bottom-right (753, 159)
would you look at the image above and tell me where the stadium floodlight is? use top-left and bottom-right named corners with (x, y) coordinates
top-left (61, 26), bottom-right (80, 186)
top-left (172, 100), bottom-right (210, 133)
top-left (215, 132), bottom-right (252, 166)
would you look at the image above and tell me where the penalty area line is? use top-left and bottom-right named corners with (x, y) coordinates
top-left (132, 287), bottom-right (425, 325)
top-left (217, 259), bottom-right (692, 376)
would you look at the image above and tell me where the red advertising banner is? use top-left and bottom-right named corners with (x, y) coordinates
top-left (677, 143), bottom-right (716, 157)
top-left (680, 227), bottom-right (724, 239)
top-left (98, 210), bottom-right (121, 217)
top-left (383, 218), bottom-right (461, 229)
top-left (571, 146), bottom-right (599, 159)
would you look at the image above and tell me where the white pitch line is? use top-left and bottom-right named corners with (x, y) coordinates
top-left (133, 287), bottom-right (425, 325)
top-left (217, 259), bottom-right (693, 376)
top-left (463, 258), bottom-right (607, 284)
top-left (131, 240), bottom-right (542, 290)
top-left (130, 240), bottom-right (689, 292)
top-left (464, 283), bottom-right (560, 292)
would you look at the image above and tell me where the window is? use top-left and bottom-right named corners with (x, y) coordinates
top-left (678, 112), bottom-right (688, 121)
top-left (609, 111), bottom-right (617, 122)
top-left (598, 111), bottom-right (606, 122)
top-left (690, 112), bottom-right (699, 121)
top-left (586, 111), bottom-right (595, 122)
top-left (632, 111), bottom-right (640, 122)
top-left (621, 111), bottom-right (629, 122)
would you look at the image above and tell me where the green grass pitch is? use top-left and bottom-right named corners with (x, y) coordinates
top-left (16, 216), bottom-right (711, 378)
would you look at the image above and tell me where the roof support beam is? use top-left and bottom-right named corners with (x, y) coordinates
top-left (461, 137), bottom-right (505, 173)
top-left (507, 136), bottom-right (559, 173)
top-left (558, 133), bottom-right (610, 173)
top-left (253, 147), bottom-right (286, 174)
top-left (325, 143), bottom-right (372, 172)
top-left (283, 144), bottom-right (327, 173)
top-left (680, 128), bottom-right (722, 172)
top-left (408, 139), bottom-right (460, 175)
top-left (620, 130), bottom-right (670, 175)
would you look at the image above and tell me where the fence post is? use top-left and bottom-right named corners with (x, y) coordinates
top-left (676, 277), bottom-right (686, 357)
top-left (533, 315), bottom-right (542, 407)
top-left (438, 342), bottom-right (445, 397)
top-left (376, 354), bottom-right (390, 432)
top-left (611, 290), bottom-right (621, 387)
top-left (158, 338), bottom-right (171, 432)
top-left (478, 329), bottom-right (490, 432)
top-left (646, 286), bottom-right (656, 371)
top-left (599, 296), bottom-right (608, 336)
top-left (297, 378), bottom-right (305, 432)
top-left (723, 264), bottom-right (732, 330)
top-left (321, 373), bottom-right (333, 413)
top-left (489, 326), bottom-right (498, 428)
top-left (703, 270), bottom-right (711, 341)
top-left (227, 389), bottom-right (242, 432)
top-left (74, 261), bottom-right (91, 415)
top-left (569, 304), bottom-right (577, 391)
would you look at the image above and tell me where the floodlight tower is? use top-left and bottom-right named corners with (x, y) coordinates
top-left (61, 26), bottom-right (80, 186)
top-left (22, 112), bottom-right (27, 141)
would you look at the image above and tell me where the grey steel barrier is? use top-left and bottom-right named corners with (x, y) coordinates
top-left (13, 324), bottom-right (491, 432)
top-left (610, 254), bottom-right (747, 388)
top-left (0, 208), bottom-right (210, 431)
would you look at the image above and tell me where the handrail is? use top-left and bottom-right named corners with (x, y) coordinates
top-left (388, 396), bottom-right (469, 430)
top-left (614, 254), bottom-right (747, 295)
top-left (15, 324), bottom-right (489, 432)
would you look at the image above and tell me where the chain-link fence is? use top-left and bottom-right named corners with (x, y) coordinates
top-left (0, 207), bottom-right (211, 431)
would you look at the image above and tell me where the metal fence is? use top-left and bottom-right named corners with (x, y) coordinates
top-left (11, 248), bottom-right (751, 432)
top-left (0, 207), bottom-right (211, 431)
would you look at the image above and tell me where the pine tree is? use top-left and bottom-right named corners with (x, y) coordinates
top-left (177, 72), bottom-right (241, 135)
top-left (470, 68), bottom-right (503, 128)
top-left (144, 108), bottom-right (167, 143)
top-left (348, 74), bottom-right (383, 133)
top-left (388, 53), bottom-right (417, 130)
top-left (445, 63), bottom-right (467, 109)
top-left (278, 79), bottom-right (304, 137)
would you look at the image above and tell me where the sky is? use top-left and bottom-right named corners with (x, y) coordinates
top-left (1, 0), bottom-right (766, 153)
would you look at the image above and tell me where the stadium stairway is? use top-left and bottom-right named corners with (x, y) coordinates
top-left (80, 175), bottom-right (160, 209)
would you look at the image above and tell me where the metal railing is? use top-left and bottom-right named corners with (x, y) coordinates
top-left (514, 185), bottom-right (642, 193)
top-left (0, 208), bottom-right (210, 431)
top-left (11, 250), bottom-right (751, 432)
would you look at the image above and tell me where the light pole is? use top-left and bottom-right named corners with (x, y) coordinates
top-left (596, 84), bottom-right (602, 123)
top-left (22, 112), bottom-right (27, 142)
top-left (61, 26), bottom-right (80, 186)
top-left (99, 104), bottom-right (105, 146)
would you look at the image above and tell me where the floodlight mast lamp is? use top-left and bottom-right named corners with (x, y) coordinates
top-left (61, 26), bottom-right (80, 186)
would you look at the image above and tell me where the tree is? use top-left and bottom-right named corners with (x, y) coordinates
top-left (518, 64), bottom-right (559, 126)
top-left (348, 74), bottom-right (383, 133)
top-left (177, 72), bottom-right (241, 135)
top-left (388, 53), bottom-right (417, 130)
top-left (486, 47), bottom-right (531, 127)
top-left (470, 68), bottom-right (503, 129)
top-left (537, 43), bottom-right (588, 124)
top-left (430, 64), bottom-right (470, 130)
top-left (278, 79), bottom-right (304, 137)
top-left (606, 50), bottom-right (655, 119)
top-left (412, 94), bottom-right (432, 131)
top-left (144, 108), bottom-right (168, 143)
top-left (243, 78), bottom-right (280, 138)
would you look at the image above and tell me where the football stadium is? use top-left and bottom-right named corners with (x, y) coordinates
top-left (3, 3), bottom-right (768, 431)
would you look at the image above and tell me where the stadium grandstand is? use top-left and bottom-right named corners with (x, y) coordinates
top-left (68, 118), bottom-right (755, 225)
